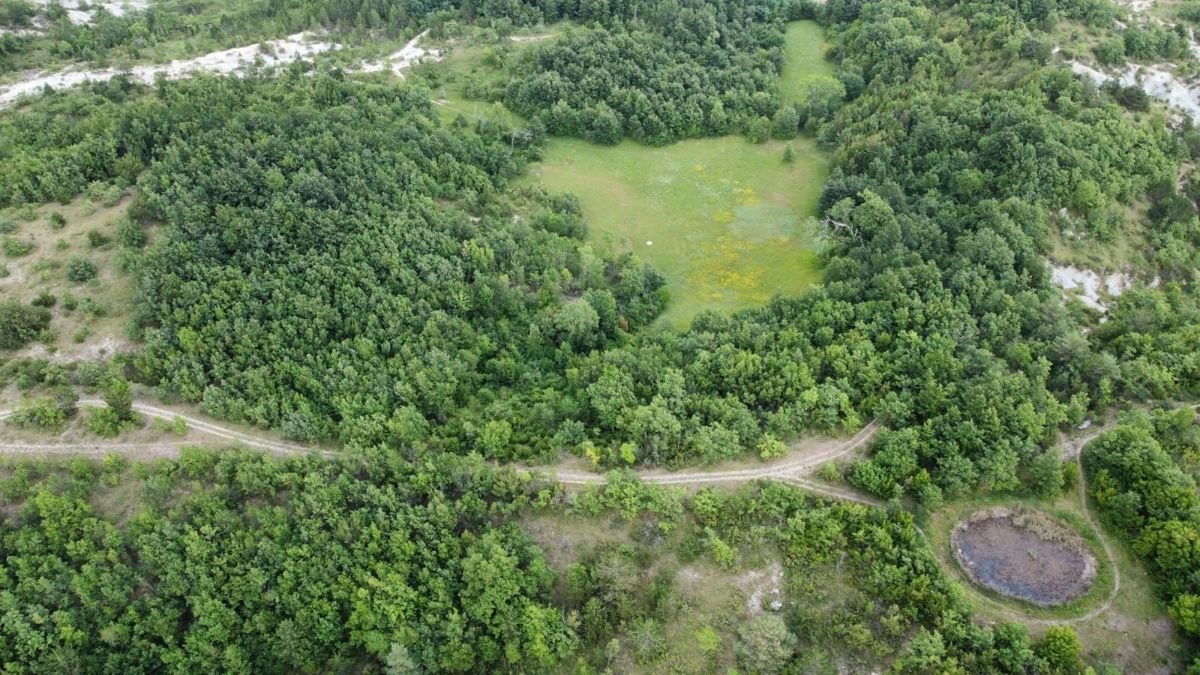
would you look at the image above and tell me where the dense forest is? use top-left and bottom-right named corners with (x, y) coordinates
top-left (0, 450), bottom-right (576, 672)
top-left (4, 0), bottom-right (1200, 670)
top-left (4, 0), bottom-right (1192, 485)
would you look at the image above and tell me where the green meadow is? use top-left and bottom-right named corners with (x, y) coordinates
top-left (521, 20), bottom-right (831, 327)
top-left (523, 136), bottom-right (826, 327)
top-left (433, 20), bottom-right (832, 327)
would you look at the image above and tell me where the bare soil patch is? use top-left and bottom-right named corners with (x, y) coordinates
top-left (953, 507), bottom-right (1096, 606)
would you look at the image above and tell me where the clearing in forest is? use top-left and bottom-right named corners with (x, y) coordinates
top-left (518, 20), bottom-right (832, 327)
top-left (524, 136), bottom-right (825, 327)
top-left (781, 20), bottom-right (835, 104)
top-left (927, 493), bottom-right (1179, 674)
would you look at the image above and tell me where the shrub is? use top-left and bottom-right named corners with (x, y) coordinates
top-left (757, 434), bottom-right (787, 460)
top-left (2, 237), bottom-right (35, 257)
top-left (86, 229), bottom-right (111, 248)
top-left (82, 297), bottom-right (107, 317)
top-left (49, 212), bottom-right (66, 229)
top-left (0, 301), bottom-right (51, 350)
top-left (736, 614), bottom-right (796, 675)
top-left (100, 185), bottom-right (123, 207)
top-left (6, 398), bottom-right (67, 432)
top-left (1035, 626), bottom-right (1083, 674)
top-left (116, 218), bottom-right (146, 248)
top-left (85, 407), bottom-right (125, 437)
top-left (65, 256), bottom-right (98, 282)
top-left (1026, 450), bottom-right (1066, 498)
top-left (85, 406), bottom-right (139, 438)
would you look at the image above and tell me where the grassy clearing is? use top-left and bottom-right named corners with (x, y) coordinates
top-left (420, 25), bottom-right (565, 97)
top-left (522, 137), bottom-right (825, 327)
top-left (922, 487), bottom-right (1181, 674)
top-left (781, 21), bottom-right (834, 105)
top-left (430, 91), bottom-right (524, 127)
top-left (0, 195), bottom-right (137, 362)
top-left (423, 22), bottom-right (830, 327)
top-left (1049, 203), bottom-right (1153, 273)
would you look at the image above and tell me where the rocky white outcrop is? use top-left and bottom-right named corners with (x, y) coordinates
top-left (0, 32), bottom-right (339, 108)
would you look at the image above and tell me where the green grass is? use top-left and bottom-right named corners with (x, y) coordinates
top-left (430, 92), bottom-right (525, 127)
top-left (781, 21), bottom-right (835, 105)
top-left (522, 137), bottom-right (826, 328)
top-left (1049, 203), bottom-right (1151, 273)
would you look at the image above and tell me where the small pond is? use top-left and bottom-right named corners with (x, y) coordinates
top-left (952, 507), bottom-right (1096, 606)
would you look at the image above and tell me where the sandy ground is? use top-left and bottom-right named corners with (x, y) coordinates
top-left (1, 26), bottom-right (457, 107)
top-left (359, 29), bottom-right (442, 78)
top-left (0, 32), bottom-right (340, 107)
top-left (1064, 0), bottom-right (1200, 121)
top-left (28, 0), bottom-right (148, 25)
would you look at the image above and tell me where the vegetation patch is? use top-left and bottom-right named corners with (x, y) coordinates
top-left (0, 194), bottom-right (137, 362)
top-left (953, 506), bottom-right (1097, 606)
top-left (524, 136), bottom-right (825, 327)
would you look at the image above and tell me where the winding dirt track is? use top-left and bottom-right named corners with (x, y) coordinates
top-left (0, 400), bottom-right (879, 501)
top-left (543, 420), bottom-right (881, 497)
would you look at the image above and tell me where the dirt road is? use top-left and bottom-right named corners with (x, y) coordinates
top-left (0, 399), bottom-right (332, 458)
top-left (538, 420), bottom-right (882, 504)
top-left (0, 399), bottom-right (879, 500)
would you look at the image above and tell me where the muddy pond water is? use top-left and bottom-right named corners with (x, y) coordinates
top-left (952, 508), bottom-right (1096, 606)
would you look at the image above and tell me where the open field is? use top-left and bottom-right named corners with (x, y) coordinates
top-left (522, 137), bottom-right (826, 327)
top-left (781, 21), bottom-right (834, 104)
